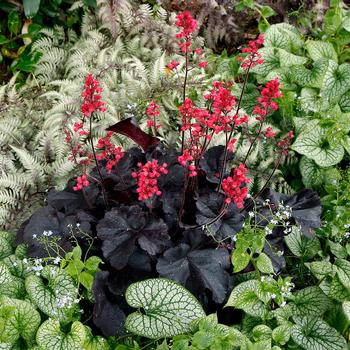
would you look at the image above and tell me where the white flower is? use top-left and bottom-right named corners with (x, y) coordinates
top-left (281, 301), bottom-right (287, 307)
top-left (270, 219), bottom-right (278, 225)
top-left (260, 276), bottom-right (265, 282)
top-left (271, 294), bottom-right (276, 299)
top-left (47, 230), bottom-right (53, 236)
top-left (249, 212), bottom-right (255, 218)
top-left (13, 262), bottom-right (17, 267)
top-left (53, 257), bottom-right (61, 265)
top-left (23, 258), bottom-right (28, 264)
top-left (76, 223), bottom-right (81, 228)
top-left (32, 234), bottom-right (37, 239)
top-left (32, 265), bottom-right (43, 272)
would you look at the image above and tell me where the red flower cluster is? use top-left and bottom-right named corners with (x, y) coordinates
top-left (132, 160), bottom-right (168, 201)
top-left (265, 127), bottom-right (276, 138)
top-left (146, 101), bottom-right (161, 129)
top-left (178, 150), bottom-right (197, 177)
top-left (222, 164), bottom-right (250, 208)
top-left (253, 78), bottom-right (282, 122)
top-left (277, 131), bottom-right (295, 155)
top-left (238, 34), bottom-right (264, 70)
top-left (73, 173), bottom-right (89, 191)
top-left (166, 60), bottom-right (180, 71)
top-left (96, 132), bottom-right (124, 172)
top-left (175, 11), bottom-right (198, 39)
top-left (81, 74), bottom-right (106, 117)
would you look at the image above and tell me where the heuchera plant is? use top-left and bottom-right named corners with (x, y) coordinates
top-left (16, 11), bottom-right (321, 337)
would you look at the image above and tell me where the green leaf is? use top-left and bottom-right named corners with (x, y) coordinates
top-left (83, 326), bottom-right (109, 350)
top-left (84, 256), bottom-right (102, 272)
top-left (8, 11), bottom-right (21, 35)
top-left (277, 49), bottom-right (307, 67)
top-left (329, 275), bottom-right (350, 302)
top-left (341, 136), bottom-right (350, 155)
top-left (256, 253), bottom-right (274, 274)
top-left (260, 6), bottom-right (276, 18)
top-left (324, 9), bottom-right (342, 35)
top-left (291, 317), bottom-right (347, 350)
top-left (0, 35), bottom-right (10, 45)
top-left (0, 262), bottom-right (25, 298)
top-left (321, 61), bottom-right (350, 103)
top-left (334, 259), bottom-right (350, 290)
top-left (292, 287), bottom-right (332, 317)
top-left (0, 296), bottom-right (41, 346)
top-left (36, 320), bottom-right (86, 350)
top-left (299, 88), bottom-right (329, 113)
top-left (299, 157), bottom-right (324, 188)
top-left (83, 0), bottom-right (97, 7)
top-left (285, 227), bottom-right (320, 259)
top-left (264, 23), bottom-right (303, 51)
top-left (25, 266), bottom-right (78, 322)
top-left (293, 59), bottom-right (329, 89)
top-left (342, 301), bottom-right (350, 322)
top-left (305, 260), bottom-right (333, 280)
top-left (252, 325), bottom-right (272, 341)
top-left (292, 125), bottom-right (344, 167)
top-left (0, 235), bottom-right (14, 259)
top-left (250, 48), bottom-right (280, 75)
top-left (125, 278), bottom-right (205, 339)
top-left (306, 41), bottom-right (338, 62)
top-left (272, 324), bottom-right (290, 346)
top-left (231, 248), bottom-right (250, 273)
top-left (329, 241), bottom-right (347, 259)
top-left (79, 272), bottom-right (94, 291)
top-left (225, 280), bottom-right (266, 318)
top-left (23, 0), bottom-right (41, 18)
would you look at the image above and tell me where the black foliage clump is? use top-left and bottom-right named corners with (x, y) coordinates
top-left (16, 134), bottom-right (322, 335)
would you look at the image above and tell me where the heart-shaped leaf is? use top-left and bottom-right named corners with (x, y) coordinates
top-left (157, 242), bottom-right (230, 303)
top-left (36, 320), bottom-right (86, 350)
top-left (125, 278), bottom-right (205, 339)
top-left (25, 266), bottom-right (78, 322)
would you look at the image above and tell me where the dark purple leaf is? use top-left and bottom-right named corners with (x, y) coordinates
top-left (257, 188), bottom-right (322, 238)
top-left (107, 118), bottom-right (160, 152)
top-left (157, 243), bottom-right (231, 303)
top-left (92, 271), bottom-right (125, 336)
top-left (199, 146), bottom-right (234, 184)
top-left (96, 205), bottom-right (171, 269)
top-left (196, 192), bottom-right (244, 241)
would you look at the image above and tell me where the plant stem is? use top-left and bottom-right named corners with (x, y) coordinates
top-left (243, 121), bottom-right (264, 165)
top-left (88, 116), bottom-right (108, 208)
top-left (181, 50), bottom-right (189, 152)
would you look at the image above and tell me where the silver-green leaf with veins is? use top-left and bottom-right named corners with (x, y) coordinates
top-left (125, 278), bottom-right (205, 339)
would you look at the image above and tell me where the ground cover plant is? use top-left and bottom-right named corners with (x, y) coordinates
top-left (1, 1), bottom-right (350, 350)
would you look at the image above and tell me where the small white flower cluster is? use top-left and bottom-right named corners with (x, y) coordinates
top-left (276, 202), bottom-right (292, 221)
top-left (32, 230), bottom-right (53, 240)
top-left (260, 275), bottom-right (273, 283)
top-left (56, 295), bottom-right (79, 309)
top-left (344, 224), bottom-right (350, 239)
top-left (281, 281), bottom-right (294, 298)
top-left (32, 258), bottom-right (44, 276)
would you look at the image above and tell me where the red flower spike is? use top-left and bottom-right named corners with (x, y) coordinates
top-left (81, 74), bottom-right (106, 117)
top-left (222, 164), bottom-right (250, 208)
top-left (175, 11), bottom-right (198, 39)
top-left (133, 160), bottom-right (168, 201)
top-left (96, 132), bottom-right (124, 173)
top-left (73, 173), bottom-right (90, 191)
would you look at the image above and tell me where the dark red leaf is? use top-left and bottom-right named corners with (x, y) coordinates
top-left (107, 118), bottom-right (160, 152)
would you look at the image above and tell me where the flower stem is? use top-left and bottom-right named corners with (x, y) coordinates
top-left (88, 116), bottom-right (108, 208)
top-left (181, 50), bottom-right (189, 152)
